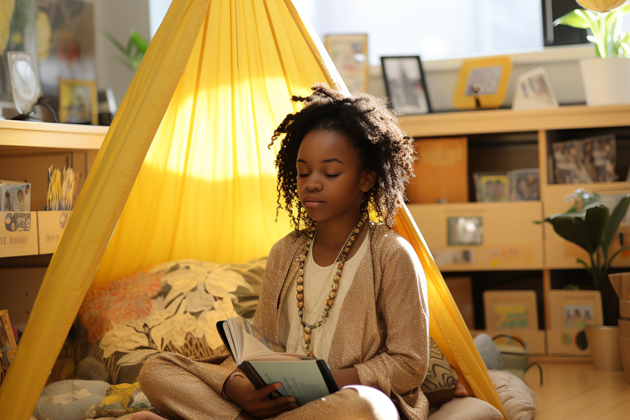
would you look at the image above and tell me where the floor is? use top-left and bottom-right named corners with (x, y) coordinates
top-left (523, 362), bottom-right (630, 420)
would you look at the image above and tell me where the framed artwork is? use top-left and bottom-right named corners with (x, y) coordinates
top-left (0, 309), bottom-right (18, 386)
top-left (381, 56), bottom-right (431, 114)
top-left (453, 56), bottom-right (513, 109)
top-left (324, 34), bottom-right (369, 93)
top-left (552, 135), bottom-right (616, 184)
top-left (474, 172), bottom-right (510, 202)
top-left (7, 52), bottom-right (42, 115)
top-left (447, 216), bottom-right (483, 246)
top-left (483, 291), bottom-right (538, 330)
top-left (59, 79), bottom-right (98, 125)
top-left (509, 168), bottom-right (540, 201)
top-left (512, 67), bottom-right (559, 111)
top-left (549, 290), bottom-right (603, 330)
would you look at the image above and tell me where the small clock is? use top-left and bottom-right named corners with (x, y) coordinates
top-left (7, 52), bottom-right (42, 115)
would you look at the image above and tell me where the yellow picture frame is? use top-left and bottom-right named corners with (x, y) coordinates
top-left (59, 79), bottom-right (99, 125)
top-left (453, 56), bottom-right (513, 110)
top-left (324, 34), bottom-right (369, 93)
top-left (483, 290), bottom-right (538, 330)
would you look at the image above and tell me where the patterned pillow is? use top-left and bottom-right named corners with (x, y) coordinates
top-left (85, 382), bottom-right (152, 418)
top-left (421, 338), bottom-right (459, 406)
top-left (66, 258), bottom-right (266, 384)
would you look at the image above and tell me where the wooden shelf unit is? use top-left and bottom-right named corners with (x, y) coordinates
top-left (0, 120), bottom-right (106, 329)
top-left (399, 105), bottom-right (630, 336)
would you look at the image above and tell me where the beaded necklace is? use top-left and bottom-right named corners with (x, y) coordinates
top-left (295, 212), bottom-right (368, 358)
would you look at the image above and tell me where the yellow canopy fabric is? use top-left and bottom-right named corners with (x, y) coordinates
top-left (0, 1), bottom-right (507, 419)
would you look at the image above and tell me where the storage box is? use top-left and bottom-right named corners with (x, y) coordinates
top-left (547, 328), bottom-right (590, 356)
top-left (0, 180), bottom-right (31, 212)
top-left (0, 211), bottom-right (38, 257)
top-left (406, 137), bottom-right (468, 204)
top-left (37, 211), bottom-right (71, 254)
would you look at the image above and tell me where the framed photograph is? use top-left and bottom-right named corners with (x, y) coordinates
top-left (483, 291), bottom-right (538, 330)
top-left (549, 290), bottom-right (603, 330)
top-left (509, 168), bottom-right (540, 201)
top-left (474, 172), bottom-right (510, 202)
top-left (381, 56), bottom-right (431, 114)
top-left (59, 79), bottom-right (98, 125)
top-left (447, 216), bottom-right (483, 246)
top-left (324, 34), bottom-right (369, 93)
top-left (7, 51), bottom-right (42, 115)
top-left (0, 310), bottom-right (18, 386)
top-left (453, 56), bottom-right (513, 110)
top-left (512, 67), bottom-right (558, 111)
top-left (553, 135), bottom-right (616, 184)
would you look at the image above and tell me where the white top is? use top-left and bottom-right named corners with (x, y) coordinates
top-left (279, 229), bottom-right (371, 362)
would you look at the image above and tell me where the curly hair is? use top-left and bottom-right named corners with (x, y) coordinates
top-left (269, 83), bottom-right (416, 230)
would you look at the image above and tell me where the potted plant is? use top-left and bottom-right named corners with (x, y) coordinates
top-left (554, 1), bottom-right (630, 105)
top-left (538, 189), bottom-right (630, 369)
top-left (100, 29), bottom-right (149, 73)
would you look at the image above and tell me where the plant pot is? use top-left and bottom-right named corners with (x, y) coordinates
top-left (621, 300), bottom-right (630, 319)
top-left (620, 318), bottom-right (630, 338)
top-left (609, 273), bottom-right (630, 300)
top-left (585, 325), bottom-right (623, 370)
top-left (580, 58), bottom-right (630, 106)
top-left (620, 337), bottom-right (630, 384)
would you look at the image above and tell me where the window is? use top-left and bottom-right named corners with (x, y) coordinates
top-left (294, 0), bottom-right (544, 64)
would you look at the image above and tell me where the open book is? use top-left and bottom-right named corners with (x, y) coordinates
top-left (217, 317), bottom-right (338, 406)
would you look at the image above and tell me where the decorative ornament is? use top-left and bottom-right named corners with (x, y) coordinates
top-left (295, 212), bottom-right (368, 358)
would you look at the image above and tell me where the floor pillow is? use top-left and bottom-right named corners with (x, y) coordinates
top-left (421, 337), bottom-right (459, 407)
top-left (66, 258), bottom-right (266, 384)
top-left (487, 369), bottom-right (537, 420)
top-left (32, 379), bottom-right (111, 420)
top-left (428, 397), bottom-right (503, 420)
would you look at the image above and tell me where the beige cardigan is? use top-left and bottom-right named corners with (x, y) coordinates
top-left (252, 223), bottom-right (430, 419)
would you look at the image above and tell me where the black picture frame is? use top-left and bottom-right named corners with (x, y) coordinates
top-left (381, 55), bottom-right (432, 115)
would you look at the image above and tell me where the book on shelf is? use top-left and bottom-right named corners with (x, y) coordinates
top-left (217, 317), bottom-right (338, 406)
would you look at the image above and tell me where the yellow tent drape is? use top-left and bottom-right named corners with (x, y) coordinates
top-left (0, 1), bottom-right (507, 419)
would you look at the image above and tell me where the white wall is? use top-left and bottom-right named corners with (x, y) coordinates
top-left (92, 0), bottom-right (151, 108)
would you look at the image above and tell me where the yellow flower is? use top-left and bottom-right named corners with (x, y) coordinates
top-left (0, 0), bottom-right (15, 56)
top-left (577, 0), bottom-right (627, 13)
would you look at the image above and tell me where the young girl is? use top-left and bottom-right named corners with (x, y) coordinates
top-left (135, 84), bottom-right (430, 420)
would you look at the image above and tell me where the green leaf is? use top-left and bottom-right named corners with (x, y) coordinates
top-left (607, 245), bottom-right (630, 265)
top-left (554, 9), bottom-right (591, 28)
top-left (602, 196), bottom-right (630, 258)
top-left (129, 31), bottom-right (149, 53)
top-left (543, 215), bottom-right (593, 254)
top-left (584, 205), bottom-right (609, 253)
top-left (100, 29), bottom-right (129, 56)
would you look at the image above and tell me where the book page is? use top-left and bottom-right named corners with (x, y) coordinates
top-left (248, 360), bottom-right (331, 406)
top-left (238, 317), bottom-right (285, 361)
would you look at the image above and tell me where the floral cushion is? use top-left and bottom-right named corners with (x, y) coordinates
top-left (66, 259), bottom-right (266, 384)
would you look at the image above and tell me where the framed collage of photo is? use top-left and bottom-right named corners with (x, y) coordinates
top-left (381, 56), bottom-right (431, 115)
top-left (324, 34), bottom-right (369, 93)
top-left (59, 79), bottom-right (98, 125)
top-left (453, 56), bottom-right (512, 110)
top-left (483, 291), bottom-right (538, 330)
top-left (549, 290), bottom-right (603, 330)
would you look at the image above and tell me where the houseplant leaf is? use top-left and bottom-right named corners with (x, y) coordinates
top-left (584, 205), bottom-right (609, 253)
top-left (554, 9), bottom-right (591, 28)
top-left (100, 28), bottom-right (129, 56)
top-left (601, 196), bottom-right (630, 258)
top-left (542, 215), bottom-right (594, 254)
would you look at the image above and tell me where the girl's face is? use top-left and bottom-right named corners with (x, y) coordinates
top-left (296, 130), bottom-right (375, 224)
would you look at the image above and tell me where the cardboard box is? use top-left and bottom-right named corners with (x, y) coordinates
top-left (0, 180), bottom-right (31, 212)
top-left (0, 211), bottom-right (38, 257)
top-left (406, 137), bottom-right (468, 204)
top-left (445, 276), bottom-right (475, 330)
top-left (37, 211), bottom-right (71, 254)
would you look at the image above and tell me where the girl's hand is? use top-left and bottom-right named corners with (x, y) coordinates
top-left (223, 370), bottom-right (298, 418)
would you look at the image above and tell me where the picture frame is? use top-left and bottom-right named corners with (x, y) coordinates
top-left (483, 291), bottom-right (538, 330)
top-left (509, 168), bottom-right (540, 201)
top-left (324, 34), bottom-right (369, 93)
top-left (473, 172), bottom-right (510, 202)
top-left (549, 290), bottom-right (603, 330)
top-left (381, 56), bottom-right (431, 115)
top-left (512, 67), bottom-right (559, 111)
top-left (453, 56), bottom-right (513, 110)
top-left (59, 79), bottom-right (98, 125)
top-left (7, 51), bottom-right (42, 115)
top-left (447, 216), bottom-right (483, 246)
top-left (0, 309), bottom-right (18, 386)
top-left (552, 135), bottom-right (616, 184)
